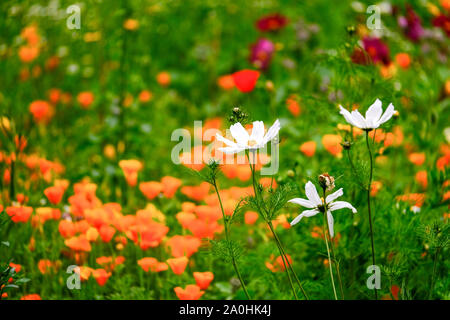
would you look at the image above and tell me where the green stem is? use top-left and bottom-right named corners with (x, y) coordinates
top-left (428, 247), bottom-right (440, 300)
top-left (246, 151), bottom-right (308, 300)
top-left (323, 212), bottom-right (338, 300)
top-left (213, 182), bottom-right (251, 300)
top-left (365, 131), bottom-right (377, 300)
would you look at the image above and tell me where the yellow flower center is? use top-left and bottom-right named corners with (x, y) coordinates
top-left (248, 139), bottom-right (258, 147)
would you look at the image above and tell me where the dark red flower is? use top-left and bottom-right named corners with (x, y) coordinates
top-left (232, 70), bottom-right (260, 93)
top-left (256, 13), bottom-right (288, 32)
top-left (432, 14), bottom-right (450, 37)
top-left (362, 37), bottom-right (390, 65)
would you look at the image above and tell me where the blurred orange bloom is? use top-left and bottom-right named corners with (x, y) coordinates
top-left (44, 185), bottom-right (65, 205)
top-left (371, 181), bottom-right (383, 197)
top-left (409, 152), bottom-right (426, 166)
top-left (137, 257), bottom-right (168, 272)
top-left (286, 95), bottom-right (301, 117)
top-left (265, 254), bottom-right (293, 272)
top-left (29, 100), bottom-right (52, 123)
top-left (58, 220), bottom-right (77, 238)
top-left (77, 91), bottom-right (95, 109)
top-left (92, 268), bottom-right (111, 286)
top-left (64, 235), bottom-right (92, 252)
top-left (217, 74), bottom-right (235, 90)
top-left (19, 45), bottom-right (39, 63)
top-left (395, 53), bottom-right (411, 69)
top-left (123, 19), bottom-right (139, 30)
top-left (10, 262), bottom-right (22, 273)
top-left (322, 134), bottom-right (342, 156)
top-left (174, 284), bottom-right (204, 300)
top-left (99, 225), bottom-right (116, 242)
top-left (119, 159), bottom-right (143, 187)
top-left (193, 271), bottom-right (214, 290)
top-left (139, 181), bottom-right (162, 200)
top-left (181, 182), bottom-right (210, 201)
top-left (161, 176), bottom-right (182, 198)
top-left (167, 235), bottom-right (201, 258)
top-left (20, 294), bottom-right (41, 300)
top-left (167, 256), bottom-right (189, 275)
top-left (6, 206), bottom-right (33, 223)
top-left (138, 90), bottom-right (153, 103)
top-left (415, 171), bottom-right (428, 189)
top-left (157, 71), bottom-right (171, 86)
top-left (244, 211), bottom-right (259, 225)
top-left (300, 141), bottom-right (316, 157)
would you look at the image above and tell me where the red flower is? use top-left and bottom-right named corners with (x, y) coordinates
top-left (232, 70), bottom-right (260, 93)
top-left (256, 13), bottom-right (288, 32)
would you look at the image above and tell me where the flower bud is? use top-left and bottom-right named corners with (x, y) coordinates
top-left (318, 173), bottom-right (335, 191)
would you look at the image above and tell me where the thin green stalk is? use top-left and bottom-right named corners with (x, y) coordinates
top-left (246, 151), bottom-right (308, 300)
top-left (428, 247), bottom-right (440, 300)
top-left (213, 182), bottom-right (251, 300)
top-left (322, 188), bottom-right (344, 299)
top-left (365, 130), bottom-right (377, 300)
top-left (323, 212), bottom-right (338, 300)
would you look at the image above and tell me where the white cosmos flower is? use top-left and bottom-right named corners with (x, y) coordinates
top-left (288, 181), bottom-right (357, 237)
top-left (339, 99), bottom-right (396, 130)
top-left (216, 119), bottom-right (281, 154)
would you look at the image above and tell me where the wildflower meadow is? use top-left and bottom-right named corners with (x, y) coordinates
top-left (0, 0), bottom-right (449, 304)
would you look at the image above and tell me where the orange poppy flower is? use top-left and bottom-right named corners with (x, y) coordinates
top-left (6, 206), bottom-right (33, 223)
top-left (176, 211), bottom-right (197, 229)
top-left (193, 271), bottom-right (214, 290)
top-left (181, 202), bottom-right (196, 213)
top-left (409, 152), bottom-right (426, 166)
top-left (29, 100), bottom-right (51, 123)
top-left (396, 193), bottom-right (426, 208)
top-left (86, 227), bottom-right (99, 241)
top-left (10, 262), bottom-right (22, 273)
top-left (286, 96), bottom-right (301, 117)
top-left (20, 294), bottom-right (41, 300)
top-left (64, 235), bottom-right (92, 252)
top-left (217, 74), bottom-right (235, 90)
top-left (244, 211), bottom-right (259, 225)
top-left (38, 259), bottom-right (58, 274)
top-left (395, 53), bottom-right (411, 69)
top-left (123, 19), bottom-right (139, 30)
top-left (58, 220), bottom-right (77, 238)
top-left (300, 141), bottom-right (316, 157)
top-left (92, 268), bottom-right (111, 286)
top-left (137, 257), bottom-right (168, 272)
top-left (44, 185), bottom-right (64, 205)
top-left (18, 45), bottom-right (39, 63)
top-left (174, 284), bottom-right (204, 300)
top-left (415, 171), bottom-right (428, 189)
top-left (265, 254), bottom-right (293, 272)
top-left (119, 159), bottom-right (143, 187)
top-left (322, 134), bottom-right (343, 157)
top-left (138, 90), bottom-right (153, 103)
top-left (167, 256), bottom-right (189, 275)
top-left (370, 181), bottom-right (383, 197)
top-left (161, 176), bottom-right (182, 198)
top-left (181, 182), bottom-right (210, 201)
top-left (99, 225), bottom-right (116, 243)
top-left (77, 91), bottom-right (95, 109)
top-left (157, 71), bottom-right (171, 86)
top-left (167, 235), bottom-right (201, 258)
top-left (139, 181), bottom-right (162, 200)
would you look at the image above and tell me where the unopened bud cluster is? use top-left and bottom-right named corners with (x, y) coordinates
top-left (318, 173), bottom-right (335, 191)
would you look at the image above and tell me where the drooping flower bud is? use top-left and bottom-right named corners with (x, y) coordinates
top-left (318, 173), bottom-right (335, 191)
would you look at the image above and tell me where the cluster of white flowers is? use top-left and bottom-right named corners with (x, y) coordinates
top-left (216, 99), bottom-right (396, 237)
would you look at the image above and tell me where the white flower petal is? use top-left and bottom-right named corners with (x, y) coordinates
top-left (230, 122), bottom-right (249, 146)
top-left (377, 103), bottom-right (396, 126)
top-left (263, 119), bottom-right (281, 144)
top-left (249, 121), bottom-right (265, 144)
top-left (218, 147), bottom-right (245, 154)
top-left (339, 106), bottom-right (358, 127)
top-left (326, 188), bottom-right (343, 204)
top-left (215, 133), bottom-right (237, 147)
top-left (365, 99), bottom-right (383, 127)
top-left (329, 201), bottom-right (357, 213)
top-left (288, 197), bottom-right (316, 209)
top-left (351, 110), bottom-right (368, 129)
top-left (290, 209), bottom-right (319, 226)
top-left (327, 211), bottom-right (335, 238)
top-left (305, 181), bottom-right (322, 206)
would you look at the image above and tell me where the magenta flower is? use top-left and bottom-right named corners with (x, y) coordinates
top-left (398, 6), bottom-right (424, 42)
top-left (249, 38), bottom-right (275, 70)
top-left (362, 37), bottom-right (390, 65)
